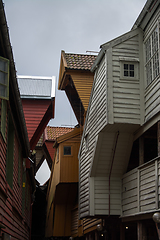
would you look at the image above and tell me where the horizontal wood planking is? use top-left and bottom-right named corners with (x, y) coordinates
top-left (112, 34), bottom-right (140, 124)
top-left (79, 56), bottom-right (107, 218)
top-left (145, 78), bottom-right (160, 122)
top-left (121, 158), bottom-right (160, 217)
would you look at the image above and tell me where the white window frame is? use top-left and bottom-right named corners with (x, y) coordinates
top-left (145, 24), bottom-right (160, 86)
top-left (0, 56), bottom-right (9, 100)
top-left (119, 57), bottom-right (139, 81)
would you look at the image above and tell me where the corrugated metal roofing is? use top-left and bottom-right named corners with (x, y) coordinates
top-left (17, 75), bottom-right (56, 99)
top-left (64, 52), bottom-right (97, 70)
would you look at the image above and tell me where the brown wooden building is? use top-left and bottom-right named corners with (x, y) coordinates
top-left (0, 1), bottom-right (35, 239)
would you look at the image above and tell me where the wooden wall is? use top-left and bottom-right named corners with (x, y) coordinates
top-left (0, 99), bottom-right (32, 239)
top-left (79, 56), bottom-right (107, 219)
top-left (71, 71), bottom-right (94, 112)
top-left (122, 157), bottom-right (160, 217)
top-left (21, 99), bottom-right (51, 142)
top-left (112, 33), bottom-right (141, 124)
top-left (46, 133), bottom-right (81, 238)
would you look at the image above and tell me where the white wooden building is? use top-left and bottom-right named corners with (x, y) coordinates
top-left (78, 0), bottom-right (160, 238)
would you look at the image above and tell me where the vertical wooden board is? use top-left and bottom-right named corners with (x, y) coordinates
top-left (71, 72), bottom-right (94, 111)
top-left (21, 99), bottom-right (51, 141)
top-left (53, 204), bottom-right (71, 236)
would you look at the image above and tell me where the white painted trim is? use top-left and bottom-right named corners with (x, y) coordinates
top-left (51, 76), bottom-right (56, 98)
top-left (107, 48), bottom-right (113, 124)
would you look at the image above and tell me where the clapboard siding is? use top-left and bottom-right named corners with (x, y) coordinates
top-left (122, 168), bottom-right (138, 216)
top-left (145, 77), bottom-right (160, 122)
top-left (112, 34), bottom-right (141, 124)
top-left (94, 177), bottom-right (121, 215)
top-left (79, 56), bottom-right (107, 218)
top-left (122, 158), bottom-right (160, 217)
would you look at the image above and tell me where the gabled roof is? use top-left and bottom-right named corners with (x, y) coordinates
top-left (58, 50), bottom-right (97, 89)
top-left (18, 75), bottom-right (56, 99)
top-left (91, 28), bottom-right (141, 72)
top-left (63, 51), bottom-right (97, 70)
top-left (44, 126), bottom-right (74, 141)
top-left (132, 0), bottom-right (158, 30)
top-left (53, 126), bottom-right (83, 148)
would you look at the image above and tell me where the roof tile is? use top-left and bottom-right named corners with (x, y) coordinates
top-left (64, 53), bottom-right (97, 70)
top-left (46, 126), bottom-right (74, 141)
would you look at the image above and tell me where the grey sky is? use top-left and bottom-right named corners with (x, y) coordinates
top-left (3, 0), bottom-right (146, 128)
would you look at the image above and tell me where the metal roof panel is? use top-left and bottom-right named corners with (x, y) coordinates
top-left (17, 75), bottom-right (56, 99)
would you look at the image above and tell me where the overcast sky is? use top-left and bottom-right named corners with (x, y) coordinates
top-left (3, 0), bottom-right (146, 128)
top-left (3, 0), bottom-right (147, 184)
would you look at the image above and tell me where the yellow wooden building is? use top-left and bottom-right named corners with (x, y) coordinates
top-left (45, 126), bottom-right (83, 238)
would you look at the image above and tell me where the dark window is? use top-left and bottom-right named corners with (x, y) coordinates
top-left (64, 146), bottom-right (71, 155)
top-left (124, 64), bottom-right (134, 77)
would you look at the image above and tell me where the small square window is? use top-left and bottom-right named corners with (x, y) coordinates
top-left (123, 64), bottom-right (134, 77)
top-left (64, 146), bottom-right (71, 155)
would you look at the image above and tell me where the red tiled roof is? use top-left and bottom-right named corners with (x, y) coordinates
top-left (45, 126), bottom-right (74, 141)
top-left (64, 52), bottom-right (97, 70)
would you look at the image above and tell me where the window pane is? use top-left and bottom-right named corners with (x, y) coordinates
top-left (129, 65), bottom-right (134, 71)
top-left (124, 71), bottom-right (128, 76)
top-left (130, 71), bottom-right (134, 77)
top-left (124, 64), bottom-right (128, 70)
top-left (145, 38), bottom-right (151, 62)
top-left (146, 62), bottom-right (152, 85)
top-left (0, 85), bottom-right (6, 98)
top-left (0, 72), bottom-right (8, 85)
top-left (0, 59), bottom-right (7, 72)
top-left (64, 146), bottom-right (71, 155)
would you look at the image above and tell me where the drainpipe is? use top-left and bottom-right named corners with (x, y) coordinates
top-left (108, 131), bottom-right (119, 216)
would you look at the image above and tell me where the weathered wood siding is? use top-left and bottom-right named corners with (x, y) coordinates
top-left (79, 56), bottom-right (107, 218)
top-left (144, 7), bottom-right (160, 122)
top-left (71, 71), bottom-right (94, 112)
top-left (122, 157), bottom-right (160, 217)
top-left (112, 33), bottom-right (141, 124)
